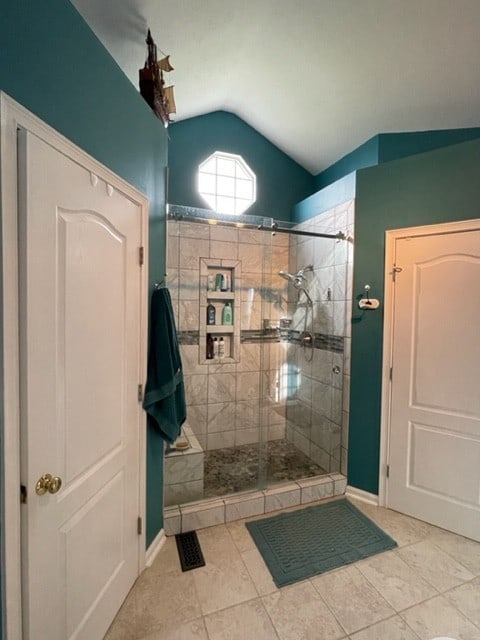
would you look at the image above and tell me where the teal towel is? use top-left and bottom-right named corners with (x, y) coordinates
top-left (143, 288), bottom-right (186, 443)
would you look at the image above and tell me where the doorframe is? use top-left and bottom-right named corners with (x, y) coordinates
top-left (1, 92), bottom-right (149, 639)
top-left (379, 217), bottom-right (480, 509)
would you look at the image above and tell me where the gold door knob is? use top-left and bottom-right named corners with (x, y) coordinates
top-left (35, 473), bottom-right (62, 496)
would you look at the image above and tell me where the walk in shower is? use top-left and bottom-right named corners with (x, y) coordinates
top-left (164, 203), bottom-right (354, 511)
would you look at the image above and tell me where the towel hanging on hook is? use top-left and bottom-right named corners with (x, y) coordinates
top-left (143, 286), bottom-right (186, 442)
top-left (154, 274), bottom-right (168, 289)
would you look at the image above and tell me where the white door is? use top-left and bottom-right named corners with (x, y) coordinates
top-left (387, 227), bottom-right (480, 541)
top-left (18, 130), bottom-right (145, 639)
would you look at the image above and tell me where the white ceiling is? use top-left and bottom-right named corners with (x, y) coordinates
top-left (71, 0), bottom-right (480, 174)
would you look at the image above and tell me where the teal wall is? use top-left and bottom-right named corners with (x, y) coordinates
top-left (313, 128), bottom-right (480, 193)
top-left (292, 172), bottom-right (356, 223)
top-left (2, 5), bottom-right (480, 635)
top-left (348, 138), bottom-right (480, 493)
top-left (314, 136), bottom-right (379, 192)
top-left (0, 1), bottom-right (168, 630)
top-left (168, 111), bottom-right (314, 221)
top-left (378, 128), bottom-right (480, 164)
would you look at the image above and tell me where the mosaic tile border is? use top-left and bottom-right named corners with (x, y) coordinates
top-left (179, 329), bottom-right (344, 353)
top-left (240, 329), bottom-right (282, 343)
top-left (290, 330), bottom-right (344, 353)
top-left (163, 473), bottom-right (347, 535)
top-left (178, 330), bottom-right (200, 345)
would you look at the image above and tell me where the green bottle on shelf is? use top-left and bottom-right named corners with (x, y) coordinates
top-left (222, 301), bottom-right (233, 325)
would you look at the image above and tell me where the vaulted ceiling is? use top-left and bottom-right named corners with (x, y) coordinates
top-left (71, 0), bottom-right (480, 174)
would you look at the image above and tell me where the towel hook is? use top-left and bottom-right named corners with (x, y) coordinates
top-left (358, 284), bottom-right (380, 310)
top-left (154, 274), bottom-right (168, 289)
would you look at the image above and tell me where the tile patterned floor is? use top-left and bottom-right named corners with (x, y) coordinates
top-left (105, 498), bottom-right (480, 640)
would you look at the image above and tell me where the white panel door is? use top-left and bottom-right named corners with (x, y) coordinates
top-left (387, 229), bottom-right (480, 541)
top-left (18, 130), bottom-right (144, 639)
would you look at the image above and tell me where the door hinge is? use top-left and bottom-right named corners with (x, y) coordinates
top-left (137, 516), bottom-right (143, 535)
top-left (20, 484), bottom-right (27, 504)
top-left (392, 266), bottom-right (403, 282)
top-left (137, 384), bottom-right (143, 402)
top-left (386, 464), bottom-right (390, 478)
top-left (389, 367), bottom-right (393, 381)
top-left (139, 246), bottom-right (145, 266)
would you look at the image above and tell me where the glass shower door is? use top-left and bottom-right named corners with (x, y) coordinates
top-left (164, 205), bottom-right (350, 508)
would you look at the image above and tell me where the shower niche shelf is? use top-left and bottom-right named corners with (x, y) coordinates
top-left (206, 291), bottom-right (233, 300)
top-left (200, 259), bottom-right (241, 365)
top-left (206, 325), bottom-right (234, 334)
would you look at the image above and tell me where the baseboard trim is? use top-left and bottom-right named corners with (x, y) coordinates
top-left (145, 528), bottom-right (166, 567)
top-left (346, 485), bottom-right (379, 506)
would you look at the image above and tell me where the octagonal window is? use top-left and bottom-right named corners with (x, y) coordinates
top-left (198, 151), bottom-right (256, 215)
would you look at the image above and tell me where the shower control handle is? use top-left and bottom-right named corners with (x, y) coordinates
top-left (300, 332), bottom-right (313, 346)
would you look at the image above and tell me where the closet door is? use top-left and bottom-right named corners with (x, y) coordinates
top-left (18, 129), bottom-right (145, 639)
top-left (387, 228), bottom-right (480, 541)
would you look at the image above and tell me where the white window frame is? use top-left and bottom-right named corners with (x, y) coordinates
top-left (198, 150), bottom-right (256, 215)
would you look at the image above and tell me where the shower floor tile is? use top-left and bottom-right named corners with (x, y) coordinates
top-left (203, 439), bottom-right (327, 499)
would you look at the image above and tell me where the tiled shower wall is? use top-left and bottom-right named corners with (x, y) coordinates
top-left (167, 201), bottom-right (353, 476)
top-left (167, 220), bottom-right (289, 451)
top-left (283, 200), bottom-right (354, 475)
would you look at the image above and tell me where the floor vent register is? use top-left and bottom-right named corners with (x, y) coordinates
top-left (175, 530), bottom-right (206, 571)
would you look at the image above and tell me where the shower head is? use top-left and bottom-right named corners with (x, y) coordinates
top-left (279, 270), bottom-right (304, 289)
top-left (279, 270), bottom-right (295, 283)
top-left (279, 266), bottom-right (314, 305)
top-left (279, 265), bottom-right (313, 288)
top-left (297, 264), bottom-right (313, 278)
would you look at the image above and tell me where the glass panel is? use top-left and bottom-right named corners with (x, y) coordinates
top-left (216, 195), bottom-right (236, 215)
top-left (200, 156), bottom-right (217, 174)
top-left (200, 192), bottom-right (217, 211)
top-left (168, 204), bottom-right (273, 232)
top-left (216, 175), bottom-right (235, 197)
top-left (235, 161), bottom-right (251, 180)
top-left (257, 228), bottom-right (272, 490)
top-left (235, 198), bottom-right (254, 215)
top-left (198, 172), bottom-right (216, 194)
top-left (164, 205), bottom-right (348, 511)
top-left (216, 156), bottom-right (236, 177)
top-left (235, 178), bottom-right (253, 200)
top-left (197, 153), bottom-right (256, 215)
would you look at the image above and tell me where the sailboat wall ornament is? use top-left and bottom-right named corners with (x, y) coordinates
top-left (139, 29), bottom-right (176, 127)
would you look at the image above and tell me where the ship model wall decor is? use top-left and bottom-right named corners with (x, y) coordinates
top-left (139, 29), bottom-right (176, 127)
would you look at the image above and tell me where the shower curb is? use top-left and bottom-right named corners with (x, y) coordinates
top-left (164, 473), bottom-right (347, 536)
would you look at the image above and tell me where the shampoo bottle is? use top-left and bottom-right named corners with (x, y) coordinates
top-left (215, 273), bottom-right (224, 291)
top-left (206, 335), bottom-right (214, 359)
top-left (222, 301), bottom-right (233, 325)
top-left (207, 303), bottom-right (216, 325)
top-left (218, 337), bottom-right (225, 358)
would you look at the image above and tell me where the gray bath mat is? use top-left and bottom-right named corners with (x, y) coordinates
top-left (246, 498), bottom-right (397, 587)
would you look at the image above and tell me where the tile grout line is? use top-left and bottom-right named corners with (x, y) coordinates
top-left (170, 473), bottom-right (346, 534)
top-left (427, 535), bottom-right (480, 577)
top-left (306, 574), bottom-right (353, 638)
top-left (397, 590), bottom-right (480, 638)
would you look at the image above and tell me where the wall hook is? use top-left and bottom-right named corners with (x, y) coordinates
top-left (358, 284), bottom-right (380, 310)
